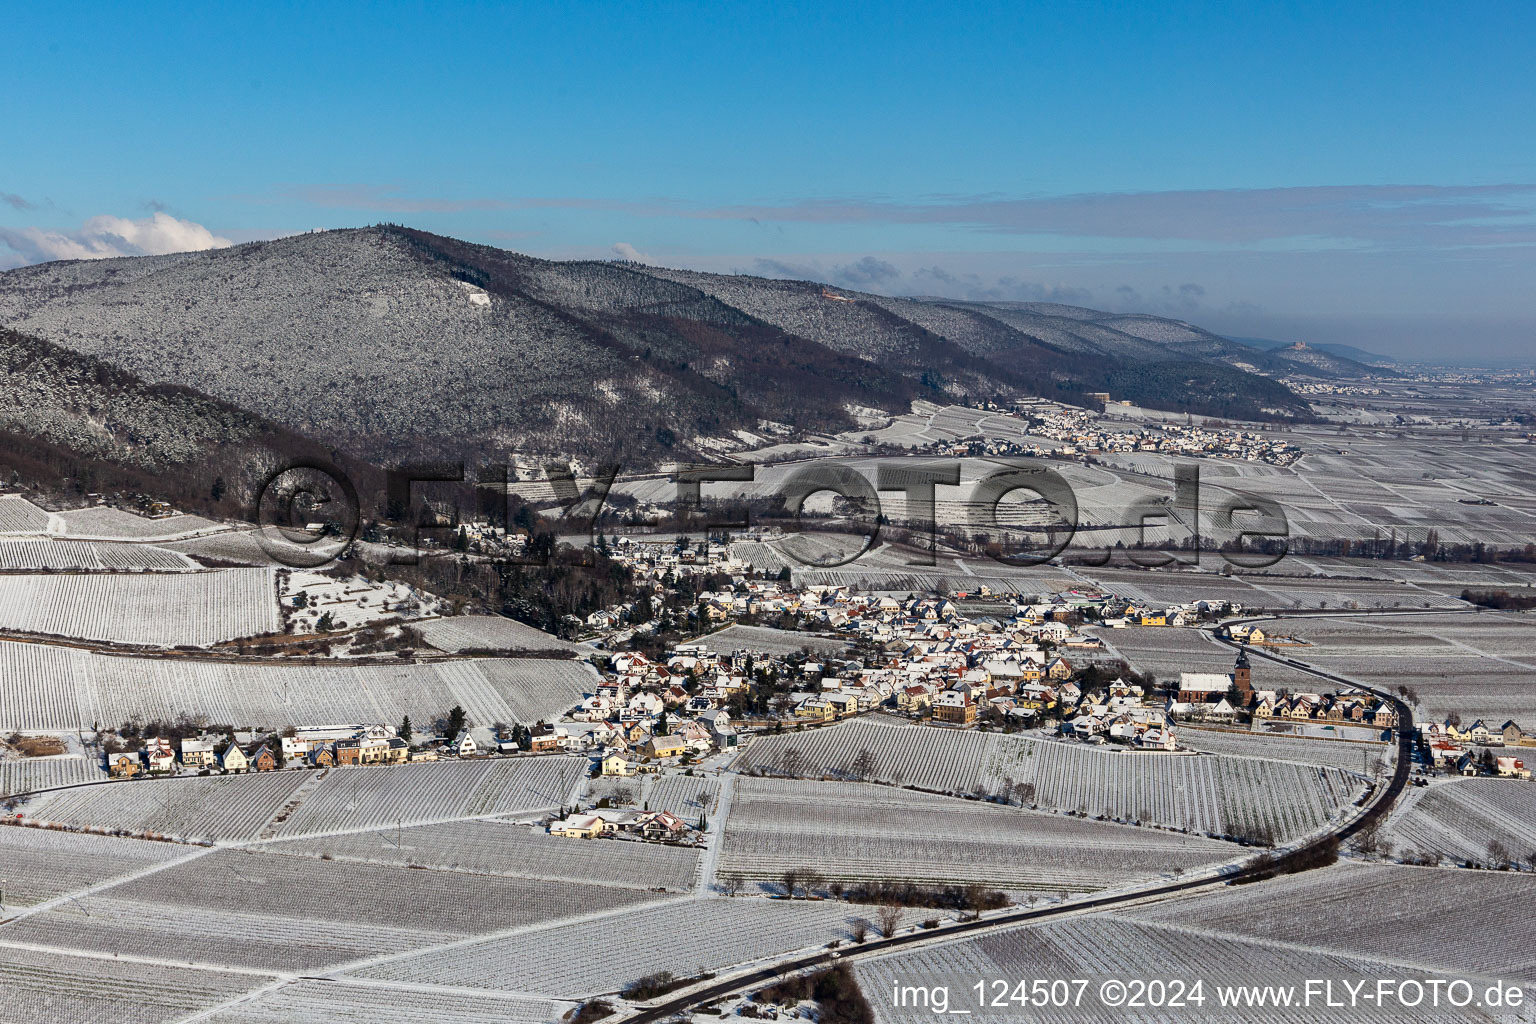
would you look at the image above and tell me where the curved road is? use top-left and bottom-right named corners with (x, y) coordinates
top-left (619, 619), bottom-right (1414, 1024)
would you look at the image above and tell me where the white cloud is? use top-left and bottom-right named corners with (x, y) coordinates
top-left (0, 212), bottom-right (233, 265)
top-left (610, 241), bottom-right (652, 263)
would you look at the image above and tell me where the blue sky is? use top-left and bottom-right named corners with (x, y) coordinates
top-left (3, 1), bottom-right (1534, 360)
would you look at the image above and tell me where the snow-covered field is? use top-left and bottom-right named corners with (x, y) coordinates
top-left (269, 757), bottom-right (585, 838)
top-left (855, 912), bottom-right (1515, 1024)
top-left (351, 895), bottom-right (867, 998)
top-left (0, 568), bottom-right (280, 646)
top-left (1125, 861), bottom-right (1536, 981)
top-left (0, 754), bottom-right (101, 796)
top-left (201, 980), bottom-right (562, 1024)
top-left (281, 570), bottom-right (440, 631)
top-left (51, 505), bottom-right (229, 541)
top-left (2, 846), bottom-right (658, 975)
top-left (0, 824), bottom-right (188, 906)
top-left (720, 777), bottom-right (1234, 892)
top-left (734, 719), bottom-right (1363, 843)
top-left (266, 817), bottom-right (699, 891)
top-left (0, 639), bottom-right (595, 732)
top-left (413, 614), bottom-right (578, 652)
top-left (20, 770), bottom-right (313, 841)
top-left (1382, 778), bottom-right (1536, 867)
top-left (0, 946), bottom-right (260, 1024)
top-left (0, 538), bottom-right (198, 571)
top-left (699, 623), bottom-right (850, 657)
top-left (1178, 726), bottom-right (1391, 773)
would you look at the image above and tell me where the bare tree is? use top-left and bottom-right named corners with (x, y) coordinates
top-left (960, 884), bottom-right (987, 921)
top-left (851, 918), bottom-right (870, 944)
top-left (697, 791), bottom-right (715, 815)
top-left (611, 783), bottom-right (636, 806)
top-left (1488, 838), bottom-right (1512, 870)
top-left (876, 902), bottom-right (902, 937)
top-left (799, 868), bottom-right (826, 897)
top-left (846, 747), bottom-right (877, 782)
top-left (781, 867), bottom-right (801, 899)
top-left (719, 870), bottom-right (745, 897)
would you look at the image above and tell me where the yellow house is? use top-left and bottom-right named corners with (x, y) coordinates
top-left (602, 752), bottom-right (636, 776)
top-left (1137, 613), bottom-right (1167, 627)
top-left (645, 734), bottom-right (687, 759)
top-left (550, 813), bottom-right (616, 839)
top-left (107, 751), bottom-right (141, 778)
top-left (794, 699), bottom-right (836, 722)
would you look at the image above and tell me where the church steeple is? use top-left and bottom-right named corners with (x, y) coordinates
top-left (1233, 647), bottom-right (1252, 693)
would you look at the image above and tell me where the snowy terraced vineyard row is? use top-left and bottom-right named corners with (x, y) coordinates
top-left (0, 496), bottom-right (51, 534)
top-left (413, 614), bottom-right (577, 652)
top-left (0, 539), bottom-right (199, 571)
top-left (105, 848), bottom-right (658, 951)
top-left (644, 773), bottom-right (720, 819)
top-left (1177, 726), bottom-right (1391, 773)
top-left (0, 945), bottom-right (262, 1024)
top-left (0, 754), bottom-right (101, 795)
top-left (0, 568), bottom-right (280, 647)
top-left (1126, 861), bottom-right (1536, 982)
top-left (1, 892), bottom-right (459, 975)
top-left (734, 719), bottom-right (1362, 843)
top-left (265, 818), bottom-right (700, 891)
top-left (352, 895), bottom-right (867, 998)
top-left (0, 639), bottom-right (596, 731)
top-left (21, 771), bottom-right (313, 841)
top-left (858, 914), bottom-right (1508, 1024)
top-left (202, 980), bottom-right (563, 1024)
top-left (271, 756), bottom-right (586, 837)
top-left (1382, 779), bottom-right (1536, 866)
top-left (51, 505), bottom-right (226, 541)
top-left (720, 778), bottom-right (1235, 892)
top-left (0, 824), bottom-right (188, 906)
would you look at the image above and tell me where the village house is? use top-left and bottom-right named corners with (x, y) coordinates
top-left (179, 738), bottom-right (216, 769)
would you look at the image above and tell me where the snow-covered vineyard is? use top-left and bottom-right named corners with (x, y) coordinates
top-left (1382, 778), bottom-right (1536, 867)
top-left (0, 824), bottom-right (188, 907)
top-left (720, 777), bottom-right (1236, 892)
top-left (0, 753), bottom-right (101, 794)
top-left (17, 756), bottom-right (585, 842)
top-left (854, 913), bottom-right (1528, 1024)
top-left (1125, 861), bottom-right (1536, 982)
top-left (199, 981), bottom-right (562, 1024)
top-left (0, 538), bottom-right (199, 571)
top-left (412, 613), bottom-right (580, 652)
top-left (0, 638), bottom-right (596, 733)
top-left (1, 845), bottom-right (663, 976)
top-left (0, 947), bottom-right (260, 1024)
top-left (733, 719), bottom-right (1365, 843)
top-left (265, 817), bottom-right (701, 892)
top-left (0, 568), bottom-right (280, 646)
top-left (350, 895), bottom-right (867, 998)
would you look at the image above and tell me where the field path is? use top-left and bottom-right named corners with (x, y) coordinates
top-left (695, 772), bottom-right (734, 895)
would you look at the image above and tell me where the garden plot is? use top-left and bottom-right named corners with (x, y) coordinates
top-left (855, 913), bottom-right (1512, 1024)
top-left (0, 945), bottom-right (262, 1024)
top-left (0, 825), bottom-right (188, 906)
top-left (0, 538), bottom-right (198, 571)
top-left (1281, 612), bottom-right (1536, 722)
top-left (0, 754), bottom-right (101, 795)
top-left (0, 568), bottom-right (280, 647)
top-left (1178, 726), bottom-right (1390, 773)
top-left (1125, 861), bottom-right (1536, 981)
top-left (0, 495), bottom-right (51, 534)
top-left (352, 895), bottom-right (867, 998)
top-left (699, 623), bottom-right (850, 657)
top-left (20, 771), bottom-right (312, 842)
top-left (281, 570), bottom-right (440, 631)
top-left (720, 777), bottom-right (1234, 892)
top-left (265, 818), bottom-right (699, 891)
top-left (413, 614), bottom-right (578, 652)
top-left (1382, 778), bottom-right (1536, 867)
top-left (51, 504), bottom-right (228, 540)
top-left (734, 719), bottom-right (1362, 843)
top-left (3, 846), bottom-right (657, 975)
top-left (201, 980), bottom-right (562, 1024)
top-left (270, 756), bottom-right (585, 837)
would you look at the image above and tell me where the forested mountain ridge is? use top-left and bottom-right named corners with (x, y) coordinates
top-left (0, 226), bottom-right (1321, 468)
